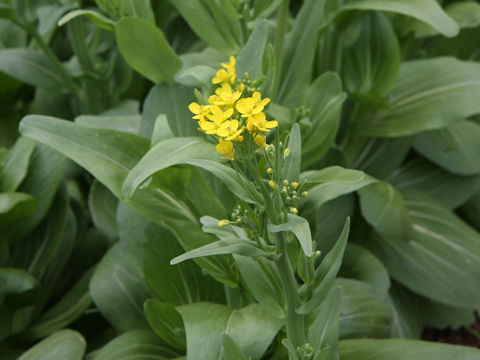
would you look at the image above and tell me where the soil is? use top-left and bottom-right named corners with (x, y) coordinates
top-left (422, 313), bottom-right (480, 349)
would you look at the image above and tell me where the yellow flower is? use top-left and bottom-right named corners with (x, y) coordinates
top-left (212, 56), bottom-right (236, 84)
top-left (209, 83), bottom-right (242, 107)
top-left (216, 138), bottom-right (234, 160)
top-left (247, 112), bottom-right (278, 133)
top-left (198, 106), bottom-right (233, 134)
top-left (188, 102), bottom-right (210, 121)
top-left (236, 92), bottom-right (270, 118)
top-left (216, 120), bottom-right (245, 141)
top-left (254, 134), bottom-right (266, 149)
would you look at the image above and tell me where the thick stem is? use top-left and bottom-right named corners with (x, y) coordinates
top-left (275, 232), bottom-right (305, 348)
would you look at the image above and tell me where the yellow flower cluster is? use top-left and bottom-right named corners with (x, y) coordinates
top-left (188, 56), bottom-right (278, 160)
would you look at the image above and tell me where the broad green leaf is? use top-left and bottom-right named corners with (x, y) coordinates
top-left (301, 166), bottom-right (375, 210)
top-left (365, 191), bottom-right (480, 308)
top-left (339, 0), bottom-right (459, 38)
top-left (339, 244), bottom-right (390, 297)
top-left (358, 181), bottom-right (412, 240)
top-left (75, 115), bottom-right (141, 134)
top-left (0, 268), bottom-right (37, 295)
top-left (58, 9), bottom-right (115, 30)
top-left (283, 124), bottom-right (301, 182)
top-left (302, 73), bottom-right (346, 165)
top-left (0, 193), bottom-right (36, 231)
top-left (0, 48), bottom-right (65, 91)
top-left (342, 12), bottom-right (400, 96)
top-left (5, 144), bottom-right (65, 242)
top-left (89, 243), bottom-right (150, 332)
top-left (121, 137), bottom-right (219, 199)
top-left (0, 136), bottom-right (35, 192)
top-left (223, 334), bottom-right (249, 360)
top-left (115, 18), bottom-right (181, 84)
top-left (361, 58), bottom-right (480, 137)
top-left (278, 0), bottom-right (327, 106)
top-left (308, 286), bottom-right (341, 360)
top-left (413, 120), bottom-right (480, 175)
top-left (234, 255), bottom-right (285, 319)
top-left (336, 279), bottom-right (391, 339)
top-left (0, 5), bottom-right (15, 20)
top-left (93, 330), bottom-right (179, 360)
top-left (144, 299), bottom-right (186, 351)
top-left (186, 159), bottom-right (263, 205)
top-left (169, 0), bottom-right (238, 54)
top-left (88, 181), bottom-right (118, 240)
top-left (177, 302), bottom-right (283, 360)
top-left (236, 20), bottom-right (269, 80)
top-left (24, 268), bottom-right (93, 340)
top-left (339, 338), bottom-right (480, 360)
top-left (388, 283), bottom-right (424, 339)
top-left (151, 115), bottom-right (174, 146)
top-left (171, 237), bottom-right (275, 265)
top-left (269, 214), bottom-right (313, 257)
top-left (462, 190), bottom-right (480, 230)
top-left (121, 0), bottom-right (155, 23)
top-left (18, 329), bottom-right (85, 360)
top-left (390, 157), bottom-right (480, 209)
top-left (297, 218), bottom-right (350, 314)
top-left (423, 300), bottom-right (475, 331)
top-left (141, 84), bottom-right (197, 137)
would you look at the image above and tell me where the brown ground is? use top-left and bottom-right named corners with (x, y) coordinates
top-left (422, 313), bottom-right (480, 349)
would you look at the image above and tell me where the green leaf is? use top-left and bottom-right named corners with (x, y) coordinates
top-left (358, 181), bottom-right (412, 240)
top-left (297, 218), bottom-right (350, 314)
top-left (75, 114), bottom-right (141, 134)
top-left (283, 124), bottom-right (301, 182)
top-left (88, 181), bottom-right (119, 240)
top-left (121, 0), bottom-right (155, 23)
top-left (186, 159), bottom-right (263, 205)
top-left (0, 268), bottom-right (37, 295)
top-left (337, 278), bottom-right (391, 339)
top-left (89, 243), bottom-right (150, 332)
top-left (121, 137), bottom-right (219, 199)
top-left (413, 119), bottom-right (480, 175)
top-left (342, 12), bottom-right (400, 96)
top-left (236, 20), bottom-right (269, 80)
top-left (339, 244), bottom-right (390, 297)
top-left (0, 137), bottom-right (35, 192)
top-left (446, 1), bottom-right (480, 29)
top-left (339, 0), bottom-right (459, 38)
top-left (171, 237), bottom-right (275, 265)
top-left (388, 283), bottom-right (424, 339)
top-left (339, 338), bottom-right (480, 360)
top-left (222, 334), bottom-right (249, 360)
top-left (151, 115), bottom-right (174, 146)
top-left (0, 193), bottom-right (36, 231)
top-left (115, 17), bottom-right (181, 84)
top-left (308, 286), bottom-right (341, 360)
top-left (176, 302), bottom-right (283, 360)
top-left (365, 191), bottom-right (480, 308)
top-left (269, 214), bottom-right (313, 257)
top-left (144, 299), bottom-right (186, 351)
top-left (0, 48), bottom-right (65, 91)
top-left (58, 9), bottom-right (115, 30)
top-left (390, 157), bottom-right (480, 209)
top-left (18, 330), bottom-right (86, 360)
top-left (141, 84), bottom-right (197, 137)
top-left (93, 330), bottom-right (179, 360)
top-left (234, 255), bottom-right (285, 319)
top-left (362, 58), bottom-right (480, 137)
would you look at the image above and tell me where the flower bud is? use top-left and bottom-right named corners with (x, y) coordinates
top-left (283, 148), bottom-right (291, 158)
top-left (268, 180), bottom-right (276, 189)
top-left (218, 220), bottom-right (230, 227)
top-left (291, 181), bottom-right (299, 190)
top-left (267, 168), bottom-right (273, 174)
top-left (289, 207), bottom-right (298, 215)
top-left (302, 191), bottom-right (308, 198)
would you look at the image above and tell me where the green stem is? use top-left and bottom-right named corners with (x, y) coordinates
top-left (275, 232), bottom-right (305, 348)
top-left (67, 19), bottom-right (102, 114)
top-left (272, 0), bottom-right (289, 99)
top-left (20, 21), bottom-right (81, 101)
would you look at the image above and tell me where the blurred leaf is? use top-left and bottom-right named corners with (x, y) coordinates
top-left (18, 329), bottom-right (85, 360)
top-left (151, 115), bottom-right (174, 146)
top-left (366, 191), bottom-right (480, 308)
top-left (343, 12), bottom-right (400, 96)
top-left (236, 20), bottom-right (269, 80)
top-left (90, 243), bottom-right (150, 332)
top-left (115, 18), bottom-right (181, 84)
top-left (222, 334), bottom-right (249, 360)
top-left (0, 48), bottom-right (65, 91)
top-left (283, 124), bottom-right (301, 182)
top-left (59, 9), bottom-right (115, 30)
top-left (177, 302), bottom-right (283, 360)
top-left (93, 330), bottom-right (179, 360)
top-left (339, 338), bottom-right (480, 359)
top-left (269, 214), bottom-right (313, 257)
top-left (413, 120), bottom-right (480, 175)
top-left (388, 283), bottom-right (424, 339)
top-left (75, 115), bottom-right (141, 134)
top-left (0, 268), bottom-right (37, 295)
top-left (0, 136), bottom-right (35, 192)
top-left (390, 157), bottom-right (480, 209)
top-left (88, 181), bottom-right (118, 240)
top-left (362, 58), bottom-right (480, 137)
top-left (0, 193), bottom-right (36, 231)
